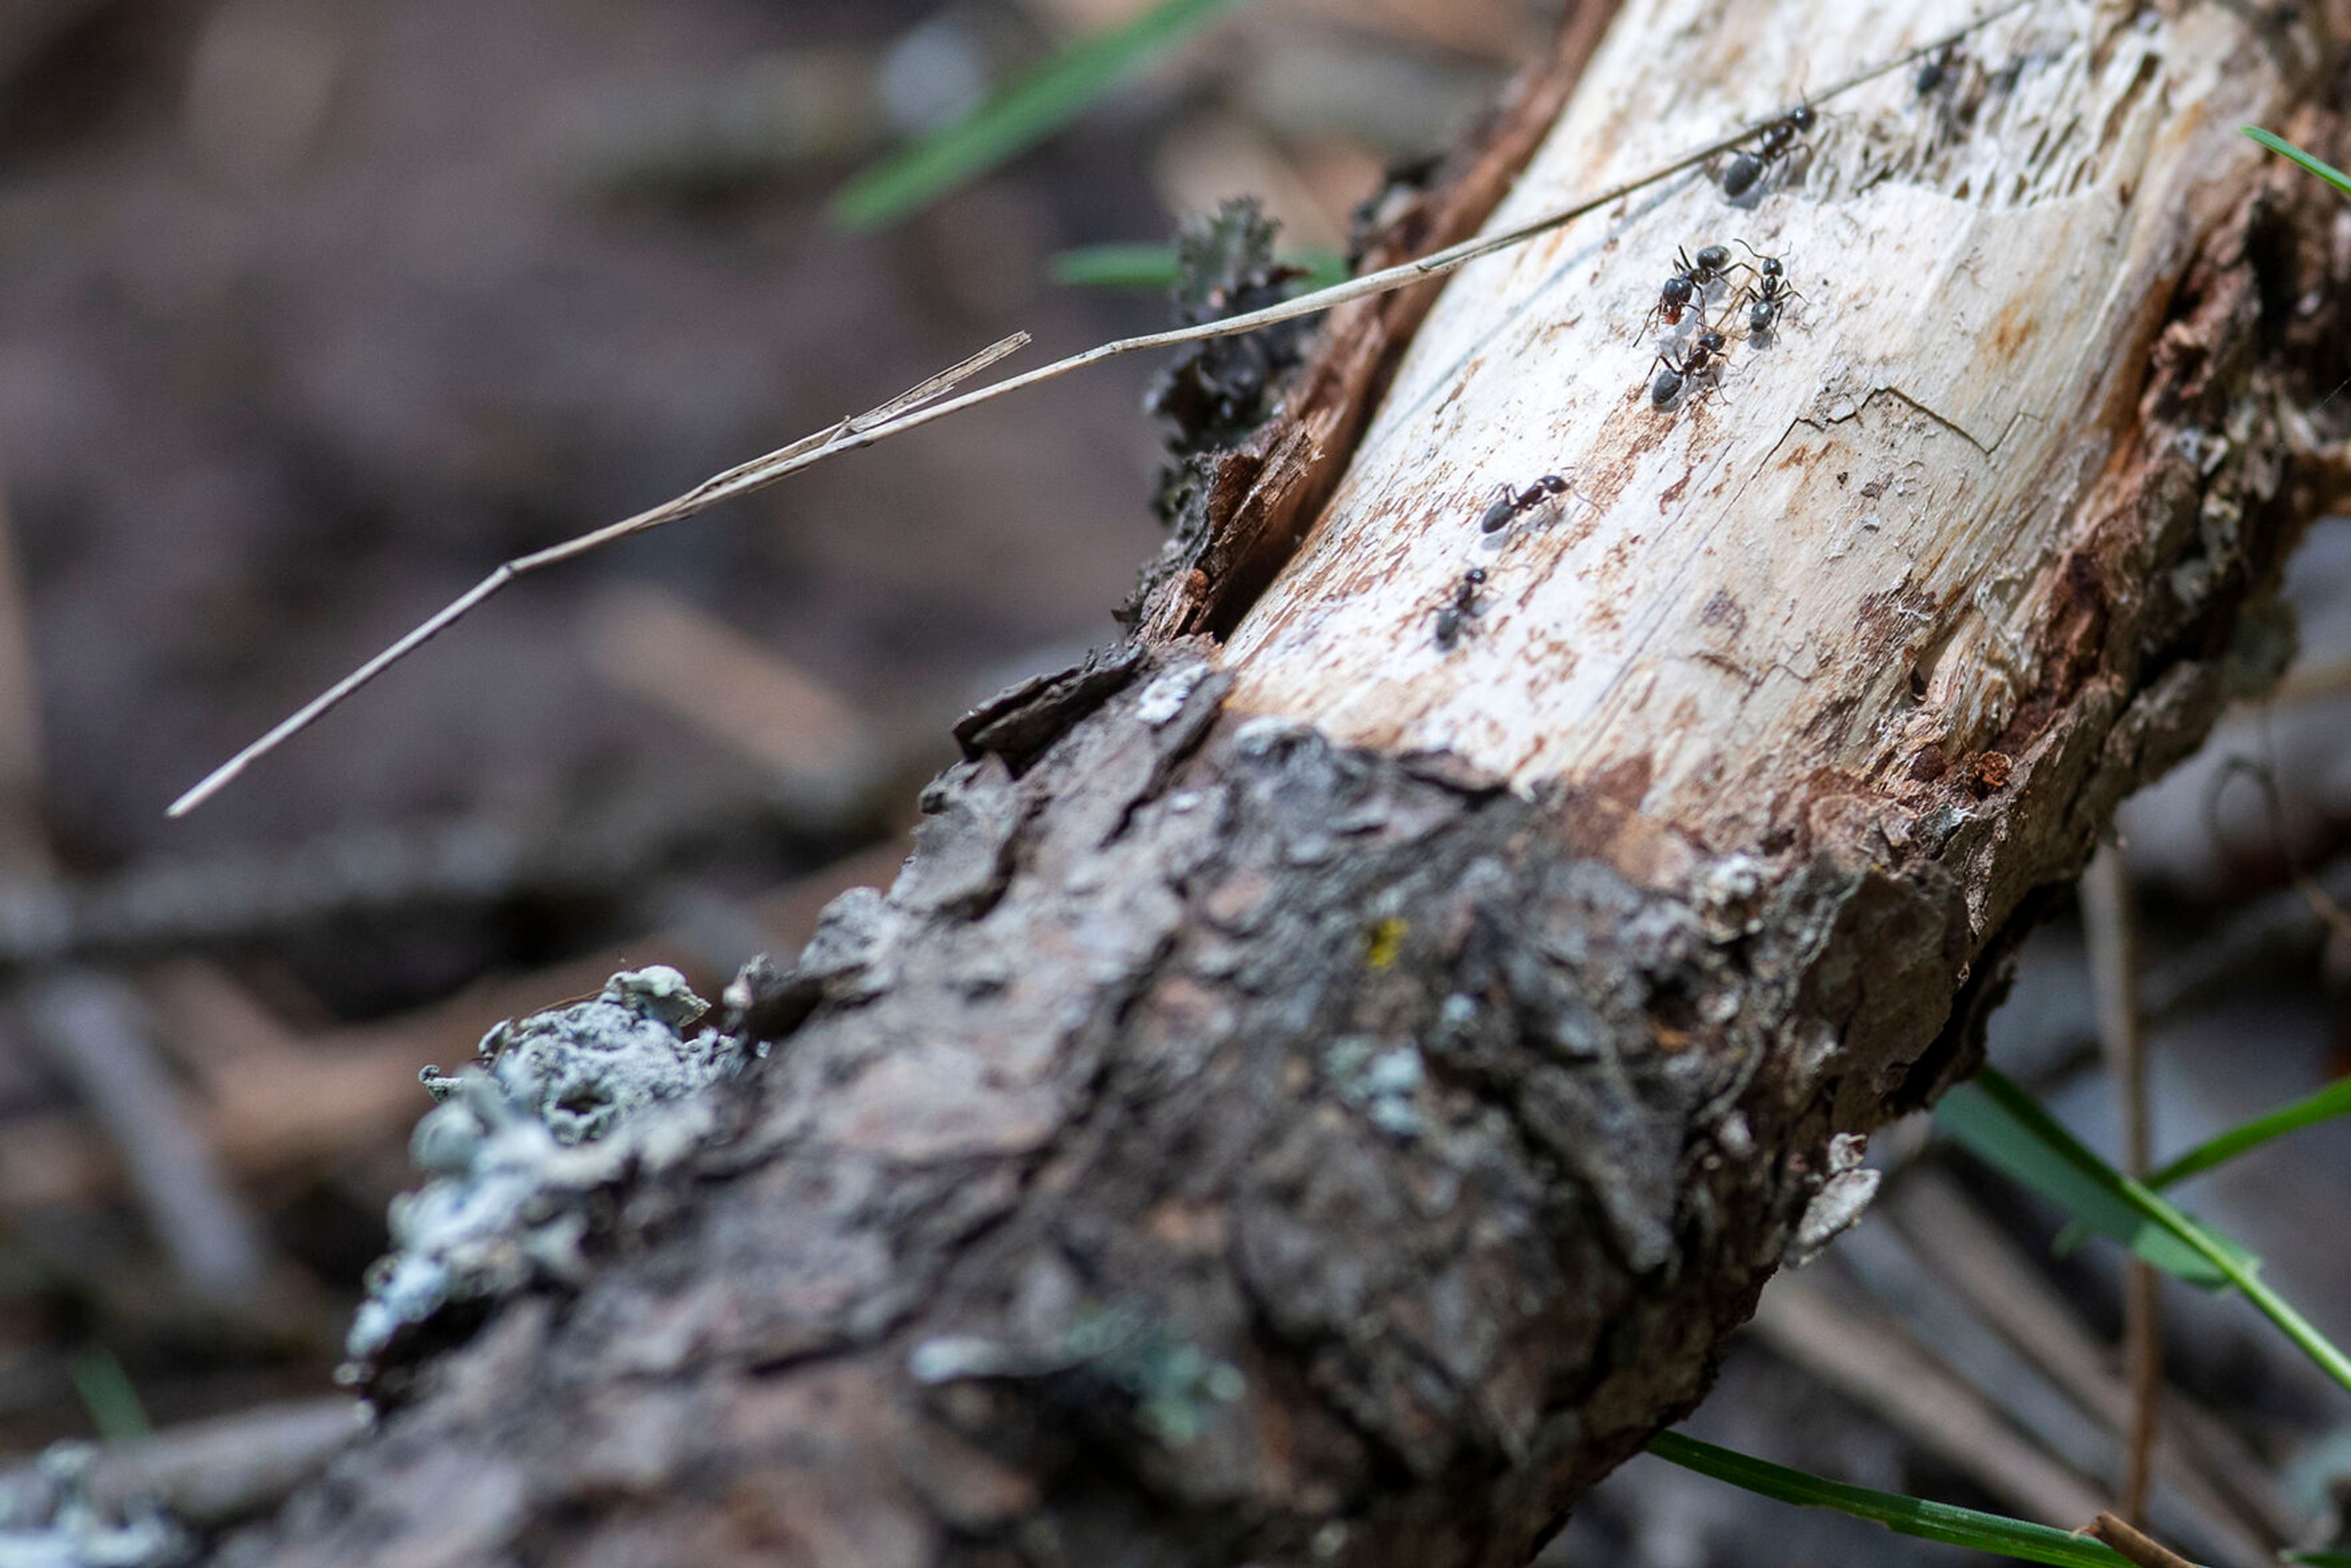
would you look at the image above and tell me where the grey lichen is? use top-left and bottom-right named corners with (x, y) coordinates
top-left (906, 1304), bottom-right (1246, 1450)
top-left (1787, 1132), bottom-right (1881, 1267)
top-left (1101, 1324), bottom-right (1248, 1449)
top-left (0, 1444), bottom-right (190, 1568)
top-left (346, 968), bottom-right (737, 1381)
top-left (419, 964), bottom-right (718, 1144)
top-left (1134, 663), bottom-right (1210, 727)
top-left (1322, 1036), bottom-right (1428, 1138)
top-left (1693, 852), bottom-right (1769, 942)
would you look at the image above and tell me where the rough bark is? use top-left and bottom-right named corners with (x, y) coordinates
top-left (225, 1), bottom-right (2351, 1564)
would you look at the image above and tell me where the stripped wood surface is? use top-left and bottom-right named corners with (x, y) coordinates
top-left (1227, 0), bottom-right (2303, 885)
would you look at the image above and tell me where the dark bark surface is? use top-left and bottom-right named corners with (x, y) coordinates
top-left (217, 16), bottom-right (2351, 1568)
top-left (230, 647), bottom-right (1973, 1568)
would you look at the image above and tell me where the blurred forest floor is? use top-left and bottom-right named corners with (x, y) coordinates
top-left (0, 2), bottom-right (2345, 1564)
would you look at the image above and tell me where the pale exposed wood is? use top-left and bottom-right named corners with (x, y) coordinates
top-left (1224, 0), bottom-right (2309, 885)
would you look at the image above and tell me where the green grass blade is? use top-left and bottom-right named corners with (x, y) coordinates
top-left (2283, 1554), bottom-right (2351, 1566)
top-left (1050, 242), bottom-right (1194, 289)
top-left (1050, 242), bottom-right (1347, 291)
top-left (1948, 1068), bottom-right (2351, 1395)
top-left (834, 0), bottom-right (1250, 230)
top-left (2142, 1077), bottom-right (2351, 1190)
top-left (1646, 1431), bottom-right (2133, 1566)
top-left (66, 1343), bottom-right (152, 1442)
top-left (2245, 126), bottom-right (2351, 197)
top-left (2050, 1076), bottom-right (2351, 1255)
top-left (1937, 1075), bottom-right (2236, 1286)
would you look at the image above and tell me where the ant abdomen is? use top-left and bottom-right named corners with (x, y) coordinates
top-left (1649, 331), bottom-right (1727, 410)
top-left (1719, 103), bottom-right (1815, 201)
top-left (1431, 566), bottom-right (1490, 651)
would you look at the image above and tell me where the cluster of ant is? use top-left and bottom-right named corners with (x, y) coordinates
top-left (1425, 102), bottom-right (1831, 643)
top-left (1641, 239), bottom-right (1800, 410)
top-left (1427, 474), bottom-right (1576, 650)
top-left (1420, 51), bottom-right (1994, 647)
top-left (1624, 99), bottom-right (1823, 412)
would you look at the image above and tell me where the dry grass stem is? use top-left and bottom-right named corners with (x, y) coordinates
top-left (166, 0), bottom-right (2028, 818)
top-left (2085, 1510), bottom-right (2202, 1568)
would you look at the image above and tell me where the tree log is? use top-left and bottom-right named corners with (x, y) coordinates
top-left (223, 1), bottom-right (2351, 1564)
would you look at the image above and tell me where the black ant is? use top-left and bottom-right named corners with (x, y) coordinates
top-left (1643, 273), bottom-right (1698, 334)
top-left (1432, 568), bottom-right (1487, 651)
top-left (1651, 329), bottom-right (1728, 409)
top-left (1720, 102), bottom-right (1816, 201)
top-left (1914, 44), bottom-right (1957, 97)
top-left (1685, 242), bottom-right (1740, 285)
top-left (1641, 243), bottom-right (1742, 336)
top-left (1477, 474), bottom-right (1570, 533)
top-left (1731, 241), bottom-right (1802, 336)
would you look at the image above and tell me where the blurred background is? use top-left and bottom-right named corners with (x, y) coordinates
top-left (0, 1), bottom-right (2343, 1564)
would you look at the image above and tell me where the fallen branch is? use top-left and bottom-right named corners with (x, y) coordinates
top-left (210, 0), bottom-right (2351, 1561)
